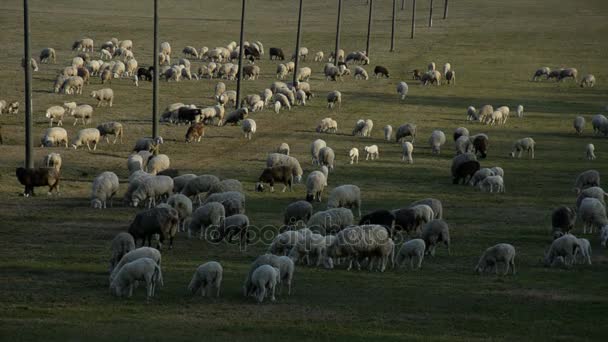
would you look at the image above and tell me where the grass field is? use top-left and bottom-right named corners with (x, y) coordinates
top-left (1, 0), bottom-right (607, 340)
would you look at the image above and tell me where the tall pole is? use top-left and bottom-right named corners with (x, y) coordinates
top-left (235, 0), bottom-right (246, 109)
top-left (390, 0), bottom-right (396, 52)
top-left (23, 0), bottom-right (33, 168)
top-left (292, 0), bottom-right (303, 86)
top-left (152, 0), bottom-right (159, 139)
top-left (365, 0), bottom-right (373, 57)
top-left (334, 0), bottom-right (342, 64)
top-left (443, 0), bottom-right (448, 19)
top-left (428, 0), bottom-right (433, 27)
top-left (401, 0), bottom-right (405, 10)
top-left (411, 0), bottom-right (416, 39)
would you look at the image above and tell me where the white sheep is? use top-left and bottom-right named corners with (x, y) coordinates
top-left (288, 232), bottom-right (327, 267)
top-left (188, 202), bottom-right (225, 239)
top-left (475, 243), bottom-right (516, 275)
top-left (469, 168), bottom-right (494, 186)
top-left (574, 116), bottom-right (586, 135)
top-left (591, 114), bottom-right (606, 135)
top-left (307, 208), bottom-right (354, 235)
top-left (478, 175), bottom-right (505, 193)
top-left (395, 239), bottom-right (426, 270)
top-left (147, 154), bottom-right (170, 175)
top-left (109, 232), bottom-right (135, 273)
top-left (181, 174), bottom-right (221, 203)
top-left (516, 105), bottom-right (524, 118)
top-left (296, 67), bottom-right (312, 82)
top-left (277, 256), bottom-right (295, 295)
top-left (250, 264), bottom-right (281, 303)
top-left (242, 119), bottom-right (257, 140)
top-left (402, 142), bottom-right (414, 163)
top-left (273, 101), bottom-right (282, 113)
top-left (203, 191), bottom-right (245, 217)
top-left (497, 106), bottom-right (510, 124)
top-left (188, 261), bottom-right (223, 297)
top-left (509, 137), bottom-right (535, 159)
top-left (110, 257), bottom-right (161, 300)
top-left (574, 238), bottom-right (592, 265)
top-left (327, 185), bottom-right (361, 218)
top-left (277, 142), bottom-right (290, 155)
top-left (397, 81), bottom-right (409, 100)
top-left (578, 197), bottom-right (608, 234)
top-left (45, 106), bottom-right (65, 127)
top-left (72, 128), bottom-right (100, 150)
top-left (326, 91), bottom-right (342, 109)
top-left (319, 146), bottom-right (336, 171)
top-left (39, 47), bottom-right (56, 64)
top-left (266, 153), bottom-right (304, 182)
top-left (310, 139), bottom-right (327, 165)
top-left (365, 145), bottom-right (379, 160)
top-left (586, 144), bottom-right (596, 160)
top-left (384, 125), bottom-right (393, 141)
top-left (306, 168), bottom-right (328, 202)
top-left (314, 51), bottom-right (324, 62)
top-left (354, 66), bottom-right (369, 80)
top-left (421, 220), bottom-right (450, 256)
top-left (574, 170), bottom-right (600, 194)
top-left (91, 171), bottom-right (120, 209)
top-left (131, 175), bottom-right (174, 208)
top-left (70, 104), bottom-right (94, 126)
top-left (127, 154), bottom-right (145, 173)
top-left (490, 166), bottom-right (504, 178)
top-left (429, 130), bottom-right (446, 154)
top-left (544, 234), bottom-right (580, 267)
top-left (40, 127), bottom-right (68, 148)
top-left (349, 147), bottom-right (359, 164)
top-left (167, 194), bottom-right (193, 232)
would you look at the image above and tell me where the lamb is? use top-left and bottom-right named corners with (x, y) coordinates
top-left (131, 175), bottom-right (174, 208)
top-left (532, 67), bottom-right (550, 81)
top-left (574, 170), bottom-right (600, 194)
top-left (395, 239), bottom-right (426, 270)
top-left (91, 171), bottom-right (120, 209)
top-left (15, 167), bottom-right (60, 197)
top-left (167, 194), bottom-right (193, 232)
top-left (305, 168), bottom-right (328, 202)
top-left (97, 122), bottom-right (123, 144)
top-left (475, 243), bottom-right (516, 275)
top-left (39, 47), bottom-right (56, 63)
top-left (384, 125), bottom-right (393, 141)
top-left (319, 147), bottom-right (336, 170)
top-left (133, 136), bottom-right (163, 152)
top-left (573, 238), bottom-right (592, 265)
top-left (316, 118), bottom-right (338, 133)
top-left (360, 145), bottom-right (379, 161)
top-left (421, 219), bottom-right (451, 256)
top-left (109, 232), bottom-right (135, 272)
top-left (469, 168), bottom-right (494, 186)
top-left (409, 198), bottom-right (443, 220)
top-left (203, 191), bottom-right (246, 217)
top-left (397, 81), bottom-right (408, 100)
top-left (71, 128), bottom-right (100, 150)
top-left (509, 137), bottom-right (535, 159)
top-left (43, 153), bottom-right (62, 172)
top-left (45, 106), bottom-right (65, 127)
top-left (266, 153), bottom-right (303, 182)
top-left (349, 147), bottom-right (359, 164)
top-left (242, 119), bottom-right (257, 140)
top-left (223, 108), bottom-right (248, 126)
top-left (307, 208), bottom-right (354, 235)
top-left (326, 91), bottom-right (342, 109)
top-left (256, 166), bottom-right (295, 193)
top-left (429, 130), bottom-right (446, 154)
top-left (188, 202), bottom-right (225, 239)
top-left (327, 185), bottom-right (361, 218)
top-left (580, 74), bottom-right (596, 88)
top-left (310, 139), bottom-right (327, 165)
top-left (395, 123), bottom-right (416, 143)
top-left (451, 153), bottom-right (480, 184)
top-left (551, 206), bottom-right (576, 238)
top-left (40, 127), bottom-right (68, 148)
top-left (544, 234), bottom-right (580, 267)
top-left (478, 175), bottom-right (505, 193)
top-left (283, 201), bottom-right (313, 226)
top-left (578, 197), bottom-right (608, 234)
top-left (129, 207), bottom-right (179, 248)
top-left (249, 264), bottom-right (281, 303)
top-left (573, 116), bottom-right (586, 135)
top-left (181, 175), bottom-right (221, 202)
top-left (354, 66), bottom-right (369, 80)
top-left (110, 258), bottom-right (161, 300)
top-left (584, 143), bottom-right (596, 161)
top-left (188, 261), bottom-right (223, 297)
top-left (277, 142), bottom-right (290, 155)
top-left (373, 65), bottom-right (390, 78)
top-left (402, 142), bottom-right (414, 164)
top-left (210, 214), bottom-right (250, 250)
top-left (146, 154), bottom-right (170, 175)
top-left (70, 104), bottom-right (94, 126)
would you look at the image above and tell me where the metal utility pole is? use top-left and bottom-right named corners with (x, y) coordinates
top-left (401, 0), bottom-right (405, 10)
top-left (23, 0), bottom-right (33, 168)
top-left (390, 0), bottom-right (396, 52)
top-left (334, 0), bottom-right (342, 64)
top-left (411, 0), bottom-right (416, 39)
top-left (443, 0), bottom-right (448, 19)
top-left (365, 0), bottom-right (373, 57)
top-left (152, 0), bottom-right (159, 138)
top-left (429, 0), bottom-right (433, 27)
top-left (292, 0), bottom-right (303, 85)
top-left (235, 0), bottom-right (246, 109)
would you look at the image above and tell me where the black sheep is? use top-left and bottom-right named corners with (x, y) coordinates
top-left (359, 209), bottom-right (396, 234)
top-left (177, 107), bottom-right (202, 124)
top-left (393, 208), bottom-right (425, 236)
top-left (129, 207), bottom-right (179, 249)
top-left (15, 167), bottom-right (60, 196)
top-left (244, 46), bottom-right (260, 60)
top-left (551, 206), bottom-right (576, 238)
top-left (473, 135), bottom-right (489, 159)
top-left (256, 166), bottom-right (294, 192)
top-left (269, 47), bottom-right (285, 60)
top-left (137, 66), bottom-right (153, 81)
top-left (374, 65), bottom-right (390, 78)
top-left (452, 160), bottom-right (480, 184)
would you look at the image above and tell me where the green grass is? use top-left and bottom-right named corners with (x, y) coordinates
top-left (1, 0), bottom-right (607, 340)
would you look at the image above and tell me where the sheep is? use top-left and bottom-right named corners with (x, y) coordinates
top-left (307, 208), bottom-right (354, 235)
top-left (109, 232), bottom-right (135, 273)
top-left (466, 106), bottom-right (478, 121)
top-left (451, 153), bottom-right (480, 185)
top-left (91, 171), bottom-right (120, 209)
top-left (326, 91), bottom-right (342, 109)
top-left (181, 175), bottom-right (221, 202)
top-left (475, 243), bottom-right (516, 275)
top-left (242, 119), bottom-right (256, 140)
top-left (44, 106), bottom-right (65, 127)
top-left (207, 179), bottom-right (243, 197)
top-left (70, 104), bottom-right (94, 126)
top-left (60, 76), bottom-right (84, 95)
top-left (276, 142), bottom-right (290, 156)
top-left (310, 139), bottom-right (327, 165)
top-left (601, 227), bottom-right (608, 248)
top-left (316, 118), bottom-right (338, 134)
top-left (361, 145), bottom-right (379, 161)
top-left (401, 142), bottom-right (414, 163)
top-left (146, 154), bottom-right (170, 175)
top-left (167, 194), bottom-right (193, 232)
top-left (429, 130), bottom-right (446, 154)
top-left (129, 207), bottom-right (179, 249)
top-left (409, 198), bottom-right (443, 220)
top-left (131, 175), bottom-right (174, 208)
top-left (532, 67), bottom-right (550, 81)
top-left (516, 105), bottom-right (524, 118)
top-left (249, 264), bottom-right (280, 303)
top-left (509, 137), bottom-right (535, 159)
top-left (39, 47), bottom-right (56, 64)
top-left (203, 191), bottom-right (246, 217)
top-left (384, 125), bottom-right (393, 141)
top-left (326, 225), bottom-right (394, 272)
top-left (110, 257), bottom-right (161, 300)
top-left (453, 127), bottom-right (470, 141)
top-left (288, 232), bottom-right (327, 267)
top-left (580, 74), bottom-right (596, 88)
top-left (574, 170), bottom-right (600, 194)
top-left (273, 93), bottom-right (291, 111)
top-left (327, 185), bottom-right (361, 218)
top-left (242, 65), bottom-right (260, 80)
top-left (395, 123), bottom-right (416, 143)
top-left (110, 246), bottom-right (161, 282)
top-left (485, 110), bottom-right (503, 125)
top-left (478, 175), bottom-right (505, 193)
top-left (592, 114), bottom-right (607, 135)
top-left (256, 166), bottom-right (295, 193)
top-left (455, 135), bottom-right (473, 155)
top-left (319, 147), bottom-right (336, 170)
top-left (572, 238), bottom-right (592, 265)
top-left (359, 210), bottom-right (396, 232)
top-left (585, 143), bottom-right (596, 160)
top-left (42, 153), bottom-right (62, 172)
top-left (223, 108), bottom-right (248, 126)
top-left (188, 261), bottom-right (223, 297)
top-left (551, 206), bottom-right (576, 238)
top-left (306, 169), bottom-right (328, 202)
top-left (100, 69), bottom-right (112, 84)
top-left (314, 51), bottom-right (324, 62)
top-left (15, 167), bottom-right (61, 197)
top-left (97, 122), bottom-right (123, 144)
top-left (269, 47), bottom-right (285, 60)
top-left (544, 234), bottom-right (580, 267)
top-left (209, 214), bottom-right (250, 250)
top-left (393, 205), bottom-right (434, 236)
top-left (266, 153), bottom-right (303, 182)
top-left (445, 70), bottom-right (456, 85)
top-left (476, 105), bottom-right (493, 123)
top-left (469, 168), bottom-right (494, 186)
top-left (296, 67), bottom-right (312, 82)
top-left (374, 65), bottom-right (389, 78)
top-left (127, 155), bottom-right (145, 174)
top-left (573, 116), bottom-right (586, 135)
top-left (349, 148), bottom-right (359, 164)
top-left (578, 197), bottom-right (608, 234)
top-left (133, 136), bottom-right (163, 152)
top-left (396, 81), bottom-right (409, 100)
top-left (71, 128), bottom-right (100, 150)
top-left (472, 134), bottom-right (489, 159)
top-left (558, 67), bottom-right (578, 82)
top-left (284, 201), bottom-right (313, 227)
top-left (395, 239), bottom-right (426, 270)
top-left (188, 202), bottom-right (225, 239)
top-left (421, 220), bottom-right (450, 256)
top-left (575, 186), bottom-right (607, 209)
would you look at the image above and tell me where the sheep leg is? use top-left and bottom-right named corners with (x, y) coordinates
top-left (510, 259), bottom-right (516, 275)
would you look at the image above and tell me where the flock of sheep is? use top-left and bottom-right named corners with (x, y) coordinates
top-left (3, 33), bottom-right (605, 303)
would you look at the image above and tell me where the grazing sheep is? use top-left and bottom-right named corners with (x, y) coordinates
top-left (421, 220), bottom-right (450, 256)
top-left (307, 208), bottom-right (354, 235)
top-left (429, 130), bottom-right (446, 154)
top-left (288, 232), bottom-right (327, 267)
top-left (43, 153), bottom-right (62, 172)
top-left (354, 66), bottom-right (369, 80)
top-left (466, 106), bottom-right (478, 121)
top-left (269, 47), bottom-right (285, 60)
top-left (475, 243), bottom-right (516, 275)
top-left (319, 147), bottom-right (336, 170)
top-left (573, 116), bottom-right (586, 135)
top-left (544, 234), bottom-right (580, 267)
top-left (188, 262), bottom-right (223, 297)
top-left (256, 166), bottom-right (295, 193)
top-left (147, 154), bottom-right (170, 175)
top-left (45, 106), bottom-right (65, 127)
top-left (383, 125), bottom-right (393, 141)
top-left (305, 168), bottom-right (328, 202)
top-left (592, 114), bottom-right (607, 135)
top-left (71, 128), bottom-right (100, 150)
top-left (469, 168), bottom-right (494, 186)
top-left (478, 175), bottom-right (505, 193)
top-left (283, 201), bottom-right (313, 226)
top-left (129, 207), bottom-right (179, 249)
top-left (97, 122), bottom-right (123, 144)
top-left (551, 206), bottom-right (576, 238)
top-left (402, 142), bottom-right (414, 164)
top-left (326, 225), bottom-right (394, 272)
top-left (409, 198), bottom-right (443, 220)
top-left (133, 136), bottom-right (163, 152)
top-left (204, 191), bottom-right (246, 217)
top-left (109, 232), bottom-right (135, 273)
top-left (61, 76), bottom-right (84, 95)
top-left (374, 65), bottom-right (389, 78)
top-left (349, 148), bottom-right (359, 164)
top-left (131, 175), bottom-right (174, 208)
top-left (327, 185), bottom-right (361, 218)
top-left (266, 153), bottom-right (304, 183)
top-left (188, 202), bottom-right (225, 239)
top-left (532, 67), bottom-right (550, 81)
top-left (110, 257), bottom-right (161, 300)
top-left (509, 137), bottom-right (535, 159)
top-left (242, 119), bottom-right (257, 140)
top-left (172, 174), bottom-right (196, 194)
top-left (359, 209), bottom-right (396, 231)
top-left (445, 70), bottom-right (456, 85)
top-left (472, 134), bottom-right (489, 159)
top-left (314, 51), bottom-right (324, 62)
top-left (40, 127), bottom-right (68, 148)
top-left (395, 123), bottom-right (417, 143)
top-left (586, 143), bottom-right (596, 160)
top-left (558, 67), bottom-right (578, 82)
top-left (206, 179), bottom-right (243, 198)
top-left (580, 74), bottom-right (596, 88)
top-left (579, 197), bottom-right (608, 234)
top-left (516, 105), bottom-right (524, 118)
top-left (15, 167), bottom-right (60, 197)
top-left (277, 143), bottom-right (290, 155)
top-left (395, 239), bottom-right (426, 270)
top-left (296, 67), bottom-right (312, 82)
top-left (317, 118), bottom-right (338, 133)
top-left (311, 139), bottom-right (327, 165)
top-left (396, 81), bottom-right (409, 100)
top-left (249, 264), bottom-right (280, 303)
top-left (70, 104), bottom-right (94, 126)
top-left (575, 186), bottom-right (607, 210)
top-left (181, 175), bottom-right (221, 202)
top-left (574, 170), bottom-right (600, 194)
top-left (451, 153), bottom-right (480, 185)
top-left (210, 214), bottom-right (250, 250)
top-left (326, 91), bottom-right (342, 109)
top-left (39, 47), bottom-right (56, 64)
top-left (223, 108), bottom-right (248, 126)
top-left (573, 238), bottom-right (592, 265)
top-left (453, 127), bottom-right (470, 142)
top-left (455, 136), bottom-right (472, 155)
top-left (91, 171), bottom-right (120, 209)
top-left (167, 194), bottom-right (193, 232)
